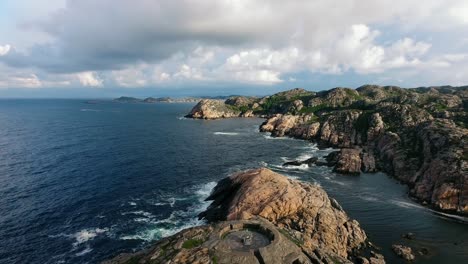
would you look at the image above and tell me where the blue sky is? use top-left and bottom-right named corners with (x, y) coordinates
top-left (0, 0), bottom-right (468, 98)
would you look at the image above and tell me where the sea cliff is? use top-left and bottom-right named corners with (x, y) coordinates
top-left (186, 85), bottom-right (468, 216)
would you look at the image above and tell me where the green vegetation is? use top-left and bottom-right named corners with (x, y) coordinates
top-left (344, 89), bottom-right (364, 101)
top-left (299, 104), bottom-right (330, 114)
top-left (182, 238), bottom-right (204, 249)
top-left (434, 103), bottom-right (448, 111)
top-left (278, 228), bottom-right (303, 246)
top-left (211, 255), bottom-right (219, 264)
top-left (226, 104), bottom-right (249, 113)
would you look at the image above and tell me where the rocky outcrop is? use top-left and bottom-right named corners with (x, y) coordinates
top-left (200, 168), bottom-right (369, 260)
top-left (333, 149), bottom-right (362, 175)
top-left (104, 168), bottom-right (382, 264)
top-left (260, 114), bottom-right (320, 139)
top-left (282, 157), bottom-right (318, 167)
top-left (225, 96), bottom-right (256, 108)
top-left (186, 99), bottom-right (241, 119)
top-left (391, 244), bottom-right (415, 261)
top-left (185, 85), bottom-right (468, 216)
top-left (103, 218), bottom-right (316, 264)
top-left (255, 86), bottom-right (467, 216)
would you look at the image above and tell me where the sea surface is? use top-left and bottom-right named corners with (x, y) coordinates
top-left (0, 99), bottom-right (467, 264)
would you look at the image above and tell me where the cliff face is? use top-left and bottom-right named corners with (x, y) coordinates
top-left (185, 99), bottom-right (242, 119)
top-left (186, 85), bottom-right (468, 216)
top-left (104, 168), bottom-right (381, 264)
top-left (200, 168), bottom-right (368, 260)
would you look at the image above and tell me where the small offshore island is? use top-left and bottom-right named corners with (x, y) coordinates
top-left (106, 84), bottom-right (467, 264)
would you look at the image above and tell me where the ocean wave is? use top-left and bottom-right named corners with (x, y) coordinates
top-left (431, 210), bottom-right (468, 223)
top-left (74, 246), bottom-right (93, 257)
top-left (73, 228), bottom-right (109, 246)
top-left (195, 181), bottom-right (216, 197)
top-left (213, 132), bottom-right (239, 136)
top-left (360, 196), bottom-right (379, 202)
top-left (121, 210), bottom-right (154, 218)
top-left (262, 134), bottom-right (294, 140)
top-left (120, 181), bottom-right (216, 242)
top-left (80, 108), bottom-right (101, 112)
top-left (327, 180), bottom-right (347, 186)
top-left (389, 199), bottom-right (424, 210)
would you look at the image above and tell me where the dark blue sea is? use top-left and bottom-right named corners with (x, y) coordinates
top-left (0, 100), bottom-right (466, 264)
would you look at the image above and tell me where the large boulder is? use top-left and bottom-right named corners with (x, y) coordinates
top-left (200, 168), bottom-right (368, 259)
top-left (391, 244), bottom-right (415, 261)
top-left (333, 148), bottom-right (362, 175)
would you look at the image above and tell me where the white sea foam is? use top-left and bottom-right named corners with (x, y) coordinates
top-left (263, 134), bottom-right (292, 140)
top-left (120, 181), bottom-right (216, 242)
top-left (195, 181), bottom-right (216, 197)
top-left (328, 180), bottom-right (347, 186)
top-left (283, 164), bottom-right (310, 171)
top-left (80, 108), bottom-right (101, 112)
top-left (73, 228), bottom-right (108, 246)
top-left (129, 202), bottom-right (137, 206)
top-left (121, 211), bottom-right (154, 218)
top-left (213, 132), bottom-right (239, 136)
top-left (389, 199), bottom-right (424, 210)
top-left (431, 210), bottom-right (468, 223)
top-left (361, 196), bottom-right (379, 202)
top-left (75, 246), bottom-right (93, 256)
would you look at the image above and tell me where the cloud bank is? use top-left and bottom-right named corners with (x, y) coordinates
top-left (1, 0), bottom-right (468, 90)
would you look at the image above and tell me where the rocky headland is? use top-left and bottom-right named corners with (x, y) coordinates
top-left (104, 168), bottom-right (385, 264)
top-left (186, 85), bottom-right (468, 216)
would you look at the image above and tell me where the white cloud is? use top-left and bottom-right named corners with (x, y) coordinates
top-left (0, 73), bottom-right (41, 89)
top-left (1, 0), bottom-right (468, 90)
top-left (76, 71), bottom-right (103, 87)
top-left (0, 45), bottom-right (11, 56)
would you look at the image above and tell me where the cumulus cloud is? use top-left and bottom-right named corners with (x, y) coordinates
top-left (0, 45), bottom-right (11, 56)
top-left (76, 71), bottom-right (103, 87)
top-left (0, 0), bottom-right (468, 88)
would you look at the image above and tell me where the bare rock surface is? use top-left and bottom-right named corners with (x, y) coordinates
top-left (185, 86), bottom-right (467, 215)
top-left (200, 168), bottom-right (368, 260)
top-left (391, 244), bottom-right (415, 261)
top-left (104, 168), bottom-right (378, 264)
top-left (185, 99), bottom-right (241, 119)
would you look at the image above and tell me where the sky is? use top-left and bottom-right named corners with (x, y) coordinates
top-left (0, 0), bottom-right (468, 98)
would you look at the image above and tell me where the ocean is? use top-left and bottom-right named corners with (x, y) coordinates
top-left (0, 99), bottom-right (466, 263)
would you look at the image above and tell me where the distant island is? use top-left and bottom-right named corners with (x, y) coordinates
top-left (113, 95), bottom-right (246, 103)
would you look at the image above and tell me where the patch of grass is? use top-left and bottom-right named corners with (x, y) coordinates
top-left (182, 238), bottom-right (204, 249)
top-left (345, 89), bottom-right (364, 100)
top-left (211, 255), bottom-right (219, 264)
top-left (434, 103), bottom-right (448, 111)
top-left (278, 228), bottom-right (303, 246)
top-left (299, 104), bottom-right (330, 114)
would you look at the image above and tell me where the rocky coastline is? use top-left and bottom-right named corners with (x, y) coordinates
top-left (104, 168), bottom-right (385, 264)
top-left (186, 85), bottom-right (468, 216)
